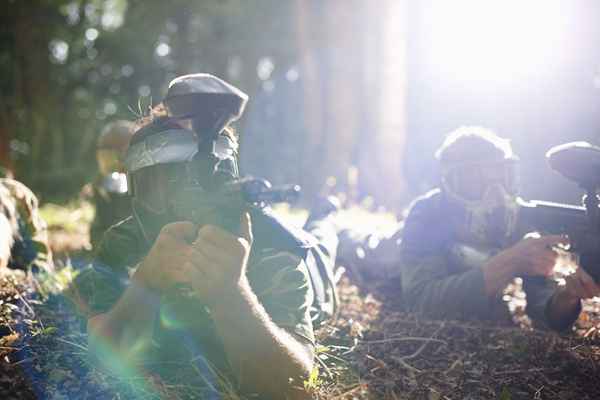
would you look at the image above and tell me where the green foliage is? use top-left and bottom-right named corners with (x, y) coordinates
top-left (304, 365), bottom-right (320, 391)
top-left (36, 261), bottom-right (80, 299)
top-left (1, 0), bottom-right (297, 201)
top-left (499, 386), bottom-right (512, 400)
top-left (31, 325), bottom-right (58, 338)
top-left (40, 200), bottom-right (94, 233)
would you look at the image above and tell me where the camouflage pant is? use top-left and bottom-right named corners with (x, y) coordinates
top-left (0, 178), bottom-right (52, 271)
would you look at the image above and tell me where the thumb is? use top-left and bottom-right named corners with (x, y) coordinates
top-left (239, 212), bottom-right (253, 246)
top-left (160, 221), bottom-right (198, 243)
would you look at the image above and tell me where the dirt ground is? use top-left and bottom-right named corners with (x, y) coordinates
top-left (314, 277), bottom-right (600, 399)
top-left (2, 206), bottom-right (600, 399)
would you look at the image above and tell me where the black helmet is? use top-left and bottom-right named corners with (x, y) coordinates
top-left (125, 74), bottom-right (248, 243)
top-left (164, 73), bottom-right (248, 141)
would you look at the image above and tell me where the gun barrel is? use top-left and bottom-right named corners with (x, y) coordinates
top-left (245, 184), bottom-right (301, 204)
top-left (221, 177), bottom-right (301, 205)
top-left (519, 199), bottom-right (586, 234)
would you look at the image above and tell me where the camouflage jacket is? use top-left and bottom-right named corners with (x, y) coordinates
top-left (399, 189), bottom-right (579, 331)
top-left (74, 208), bottom-right (316, 379)
top-left (0, 178), bottom-right (52, 271)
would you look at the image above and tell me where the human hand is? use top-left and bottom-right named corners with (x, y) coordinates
top-left (563, 266), bottom-right (600, 301)
top-left (188, 212), bottom-right (253, 305)
top-left (493, 235), bottom-right (568, 278)
top-left (134, 221), bottom-right (198, 292)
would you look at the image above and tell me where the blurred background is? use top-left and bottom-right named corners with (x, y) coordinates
top-left (1, 0), bottom-right (600, 210)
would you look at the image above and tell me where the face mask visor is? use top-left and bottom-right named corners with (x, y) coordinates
top-left (442, 158), bottom-right (519, 204)
top-left (131, 163), bottom-right (191, 215)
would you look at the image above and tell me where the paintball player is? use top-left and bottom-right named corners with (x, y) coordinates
top-left (74, 74), bottom-right (337, 399)
top-left (83, 120), bottom-right (135, 246)
top-left (0, 178), bottom-right (52, 272)
top-left (399, 127), bottom-right (600, 331)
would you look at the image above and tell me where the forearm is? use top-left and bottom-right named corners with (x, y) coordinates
top-left (482, 253), bottom-right (518, 297)
top-left (402, 255), bottom-right (494, 320)
top-left (210, 279), bottom-right (314, 399)
top-left (406, 267), bottom-right (494, 319)
top-left (87, 270), bottom-right (160, 365)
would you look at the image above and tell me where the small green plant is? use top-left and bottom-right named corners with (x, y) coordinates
top-left (499, 386), bottom-right (512, 400)
top-left (36, 262), bottom-right (79, 299)
top-left (304, 365), bottom-right (321, 391)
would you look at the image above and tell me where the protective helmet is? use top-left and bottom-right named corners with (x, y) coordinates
top-left (96, 120), bottom-right (135, 175)
top-left (125, 74), bottom-right (248, 243)
top-left (164, 73), bottom-right (248, 141)
top-left (437, 127), bottom-right (521, 246)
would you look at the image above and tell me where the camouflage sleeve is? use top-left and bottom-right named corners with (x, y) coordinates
top-left (0, 178), bottom-right (52, 271)
top-left (70, 263), bottom-right (129, 318)
top-left (523, 276), bottom-right (580, 331)
top-left (247, 249), bottom-right (315, 345)
top-left (70, 217), bottom-right (142, 318)
top-left (399, 190), bottom-right (494, 320)
top-left (400, 253), bottom-right (492, 320)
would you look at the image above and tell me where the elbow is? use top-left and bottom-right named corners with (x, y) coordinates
top-left (402, 280), bottom-right (428, 313)
top-left (246, 343), bottom-right (315, 400)
top-left (278, 372), bottom-right (313, 400)
top-left (86, 314), bottom-right (113, 360)
top-left (286, 343), bottom-right (315, 399)
top-left (276, 347), bottom-right (315, 399)
top-left (86, 313), bottom-right (139, 370)
top-left (299, 343), bottom-right (315, 378)
top-left (243, 367), bottom-right (313, 400)
top-left (403, 281), bottom-right (451, 319)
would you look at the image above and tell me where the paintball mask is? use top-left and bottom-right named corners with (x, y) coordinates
top-left (125, 74), bottom-right (248, 244)
top-left (442, 158), bottom-right (520, 246)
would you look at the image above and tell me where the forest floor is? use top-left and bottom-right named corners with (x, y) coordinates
top-left (1, 202), bottom-right (600, 399)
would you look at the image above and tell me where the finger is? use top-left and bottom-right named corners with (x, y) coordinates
top-left (239, 212), bottom-right (253, 246)
top-left (564, 273), bottom-right (586, 298)
top-left (190, 240), bottom-right (230, 268)
top-left (538, 235), bottom-right (569, 248)
top-left (578, 268), bottom-right (600, 299)
top-left (196, 224), bottom-right (237, 247)
top-left (188, 253), bottom-right (219, 288)
top-left (161, 221), bottom-right (198, 243)
top-left (168, 261), bottom-right (194, 285)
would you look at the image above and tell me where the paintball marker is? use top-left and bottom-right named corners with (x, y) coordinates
top-left (519, 142), bottom-right (600, 282)
top-left (163, 73), bottom-right (301, 233)
top-left (171, 176), bottom-right (301, 233)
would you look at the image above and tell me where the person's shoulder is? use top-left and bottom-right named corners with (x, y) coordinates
top-left (0, 178), bottom-right (52, 271)
top-left (0, 178), bottom-right (35, 198)
top-left (101, 215), bottom-right (139, 239)
top-left (403, 188), bottom-right (443, 222)
top-left (400, 188), bottom-right (449, 253)
top-left (0, 178), bottom-right (41, 217)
